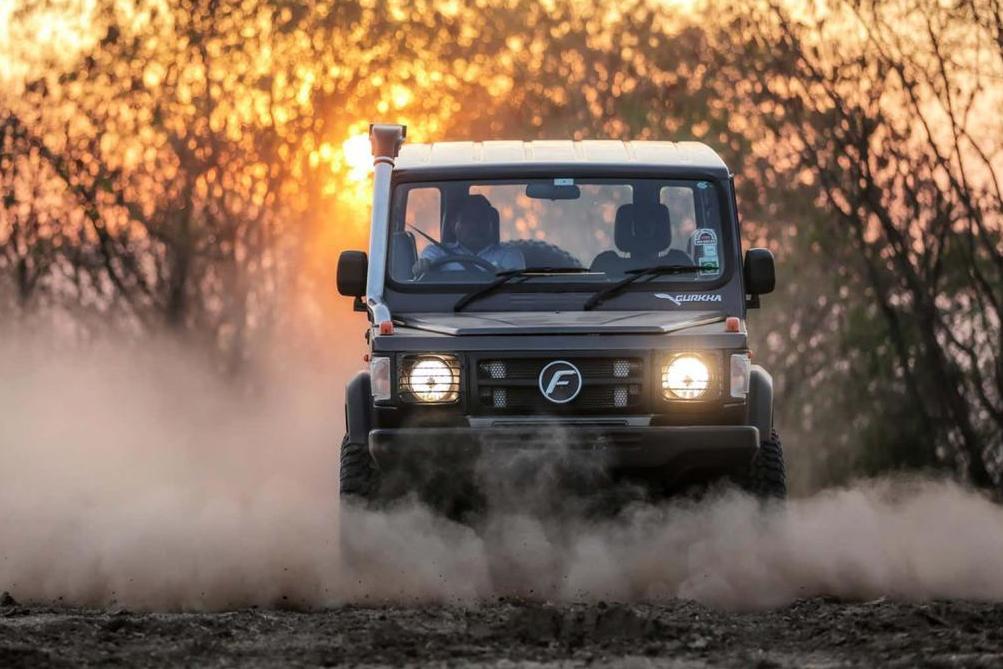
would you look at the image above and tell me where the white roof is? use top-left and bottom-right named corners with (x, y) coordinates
top-left (395, 140), bottom-right (728, 172)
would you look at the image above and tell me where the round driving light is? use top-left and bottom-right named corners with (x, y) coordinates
top-left (662, 355), bottom-right (711, 400)
top-left (407, 358), bottom-right (457, 402)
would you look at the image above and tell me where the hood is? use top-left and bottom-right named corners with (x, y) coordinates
top-left (397, 310), bottom-right (725, 336)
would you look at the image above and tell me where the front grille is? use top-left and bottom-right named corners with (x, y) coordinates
top-left (474, 356), bottom-right (644, 413)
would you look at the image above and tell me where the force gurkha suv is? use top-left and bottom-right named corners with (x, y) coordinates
top-left (337, 124), bottom-right (785, 514)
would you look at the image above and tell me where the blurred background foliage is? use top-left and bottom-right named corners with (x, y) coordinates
top-left (1, 0), bottom-right (1001, 493)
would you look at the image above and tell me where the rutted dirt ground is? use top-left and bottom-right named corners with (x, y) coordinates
top-left (3, 597), bottom-right (1003, 668)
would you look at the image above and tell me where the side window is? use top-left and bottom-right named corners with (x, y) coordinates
top-left (404, 187), bottom-right (441, 256)
top-left (660, 186), bottom-right (698, 252)
top-left (660, 183), bottom-right (722, 279)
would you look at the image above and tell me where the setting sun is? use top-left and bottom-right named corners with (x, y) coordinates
top-left (342, 133), bottom-right (373, 181)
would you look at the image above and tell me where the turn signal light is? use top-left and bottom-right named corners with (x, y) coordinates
top-left (370, 356), bottom-right (391, 401)
top-left (730, 353), bottom-right (751, 398)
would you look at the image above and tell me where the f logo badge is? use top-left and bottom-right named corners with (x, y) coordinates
top-left (538, 361), bottom-right (583, 404)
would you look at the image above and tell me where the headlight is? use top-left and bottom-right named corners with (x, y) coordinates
top-left (662, 355), bottom-right (711, 400)
top-left (401, 355), bottom-right (460, 403)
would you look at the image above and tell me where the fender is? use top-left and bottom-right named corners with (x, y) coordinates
top-left (747, 364), bottom-right (773, 440)
top-left (344, 371), bottom-right (372, 445)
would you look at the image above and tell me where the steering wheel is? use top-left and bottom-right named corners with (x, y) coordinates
top-left (426, 254), bottom-right (497, 274)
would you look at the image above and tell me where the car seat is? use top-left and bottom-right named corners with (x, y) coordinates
top-left (590, 203), bottom-right (693, 274)
top-left (390, 230), bottom-right (418, 279)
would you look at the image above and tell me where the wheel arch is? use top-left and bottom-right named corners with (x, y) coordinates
top-left (748, 364), bottom-right (773, 439)
top-left (345, 371), bottom-right (373, 444)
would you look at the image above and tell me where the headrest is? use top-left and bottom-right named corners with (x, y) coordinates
top-left (455, 194), bottom-right (500, 244)
top-left (614, 203), bottom-right (671, 256)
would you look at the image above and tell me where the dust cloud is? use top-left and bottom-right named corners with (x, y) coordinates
top-left (2, 337), bottom-right (1003, 612)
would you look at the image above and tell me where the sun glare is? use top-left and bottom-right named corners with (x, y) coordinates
top-left (0, 0), bottom-right (98, 82)
top-left (342, 133), bottom-right (373, 181)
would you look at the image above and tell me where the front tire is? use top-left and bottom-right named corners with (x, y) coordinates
top-left (743, 429), bottom-right (787, 500)
top-left (339, 436), bottom-right (378, 572)
top-left (339, 436), bottom-right (377, 503)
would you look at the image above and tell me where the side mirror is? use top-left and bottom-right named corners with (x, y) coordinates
top-left (337, 251), bottom-right (368, 298)
top-left (744, 248), bottom-right (775, 307)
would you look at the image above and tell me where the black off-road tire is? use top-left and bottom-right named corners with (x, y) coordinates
top-left (744, 429), bottom-right (787, 500)
top-left (500, 239), bottom-right (583, 269)
top-left (339, 437), bottom-right (379, 572)
top-left (339, 436), bottom-right (377, 505)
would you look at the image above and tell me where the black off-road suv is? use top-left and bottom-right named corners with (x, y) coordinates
top-left (337, 124), bottom-right (784, 513)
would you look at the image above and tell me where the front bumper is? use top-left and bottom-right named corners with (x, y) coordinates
top-left (369, 425), bottom-right (759, 472)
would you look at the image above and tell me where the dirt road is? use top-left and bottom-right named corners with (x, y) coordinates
top-left (3, 597), bottom-right (1002, 667)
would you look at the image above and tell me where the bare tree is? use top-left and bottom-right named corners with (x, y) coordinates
top-left (718, 0), bottom-right (1003, 488)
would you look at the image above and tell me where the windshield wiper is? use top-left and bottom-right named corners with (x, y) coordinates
top-left (583, 264), bottom-right (715, 310)
top-left (454, 267), bottom-right (591, 312)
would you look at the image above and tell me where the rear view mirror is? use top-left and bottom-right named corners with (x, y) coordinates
top-left (744, 248), bottom-right (775, 307)
top-left (526, 183), bottom-right (581, 200)
top-left (337, 250), bottom-right (368, 298)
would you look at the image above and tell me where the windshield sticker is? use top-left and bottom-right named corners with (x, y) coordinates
top-left (654, 293), bottom-right (723, 306)
top-left (554, 178), bottom-right (574, 186)
top-left (692, 228), bottom-right (717, 246)
top-left (697, 181), bottom-right (710, 190)
top-left (690, 228), bottom-right (719, 277)
top-left (698, 250), bottom-right (719, 276)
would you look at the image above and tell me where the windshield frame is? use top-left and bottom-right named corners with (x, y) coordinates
top-left (384, 169), bottom-right (738, 296)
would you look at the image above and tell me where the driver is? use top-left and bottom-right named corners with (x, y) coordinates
top-left (414, 195), bottom-right (525, 275)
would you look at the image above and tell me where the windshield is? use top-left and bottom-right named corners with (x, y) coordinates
top-left (387, 178), bottom-right (727, 286)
